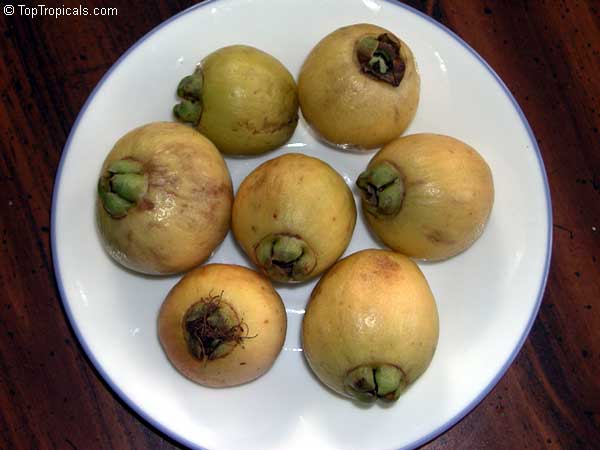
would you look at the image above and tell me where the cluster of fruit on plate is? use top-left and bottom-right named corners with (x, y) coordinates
top-left (96, 24), bottom-right (494, 404)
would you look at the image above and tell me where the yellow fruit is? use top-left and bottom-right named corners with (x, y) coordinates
top-left (302, 249), bottom-right (439, 403)
top-left (96, 122), bottom-right (232, 275)
top-left (232, 153), bottom-right (356, 283)
top-left (174, 45), bottom-right (299, 155)
top-left (158, 264), bottom-right (287, 387)
top-left (298, 23), bottom-right (420, 150)
top-left (357, 133), bottom-right (494, 260)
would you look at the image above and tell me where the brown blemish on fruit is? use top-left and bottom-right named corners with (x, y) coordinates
top-left (205, 183), bottom-right (232, 198)
top-left (373, 255), bottom-right (401, 277)
top-left (138, 198), bottom-right (155, 211)
top-left (249, 171), bottom-right (268, 191)
top-left (148, 245), bottom-right (166, 263)
top-left (238, 116), bottom-right (296, 135)
top-left (406, 178), bottom-right (426, 188)
top-left (426, 229), bottom-right (456, 245)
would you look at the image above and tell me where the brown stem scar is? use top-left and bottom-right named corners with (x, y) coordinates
top-left (182, 292), bottom-right (255, 362)
top-left (356, 33), bottom-right (406, 86)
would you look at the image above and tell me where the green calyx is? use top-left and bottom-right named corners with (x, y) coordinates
top-left (255, 234), bottom-right (317, 282)
top-left (182, 293), bottom-right (246, 362)
top-left (356, 161), bottom-right (404, 217)
top-left (98, 158), bottom-right (148, 219)
top-left (344, 364), bottom-right (407, 403)
top-left (173, 100), bottom-right (202, 123)
top-left (173, 69), bottom-right (204, 124)
top-left (356, 33), bottom-right (406, 86)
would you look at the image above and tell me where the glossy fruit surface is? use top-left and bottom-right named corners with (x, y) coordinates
top-left (158, 264), bottom-right (287, 387)
top-left (232, 153), bottom-right (356, 282)
top-left (302, 249), bottom-right (439, 402)
top-left (96, 122), bottom-right (232, 274)
top-left (174, 45), bottom-right (299, 155)
top-left (357, 133), bottom-right (494, 260)
top-left (298, 23), bottom-right (420, 150)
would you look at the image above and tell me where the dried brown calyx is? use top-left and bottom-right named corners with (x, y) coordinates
top-left (356, 33), bottom-right (406, 86)
top-left (182, 293), bottom-right (253, 362)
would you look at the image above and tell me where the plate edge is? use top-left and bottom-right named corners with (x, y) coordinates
top-left (50, 1), bottom-right (554, 450)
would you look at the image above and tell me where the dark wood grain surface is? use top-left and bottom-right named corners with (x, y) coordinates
top-left (1, 0), bottom-right (598, 449)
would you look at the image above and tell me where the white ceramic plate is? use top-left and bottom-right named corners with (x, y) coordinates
top-left (52, 1), bottom-right (552, 449)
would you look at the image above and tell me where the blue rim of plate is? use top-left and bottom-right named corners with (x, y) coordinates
top-left (51, 1), bottom-right (553, 449)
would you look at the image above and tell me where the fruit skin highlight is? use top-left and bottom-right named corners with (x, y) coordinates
top-left (158, 264), bottom-right (287, 388)
top-left (96, 122), bottom-right (232, 275)
top-left (298, 23), bottom-right (420, 150)
top-left (357, 133), bottom-right (494, 261)
top-left (302, 249), bottom-right (439, 403)
top-left (174, 45), bottom-right (299, 156)
top-left (232, 153), bottom-right (357, 283)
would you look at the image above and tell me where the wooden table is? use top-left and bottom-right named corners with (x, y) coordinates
top-left (1, 1), bottom-right (598, 448)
